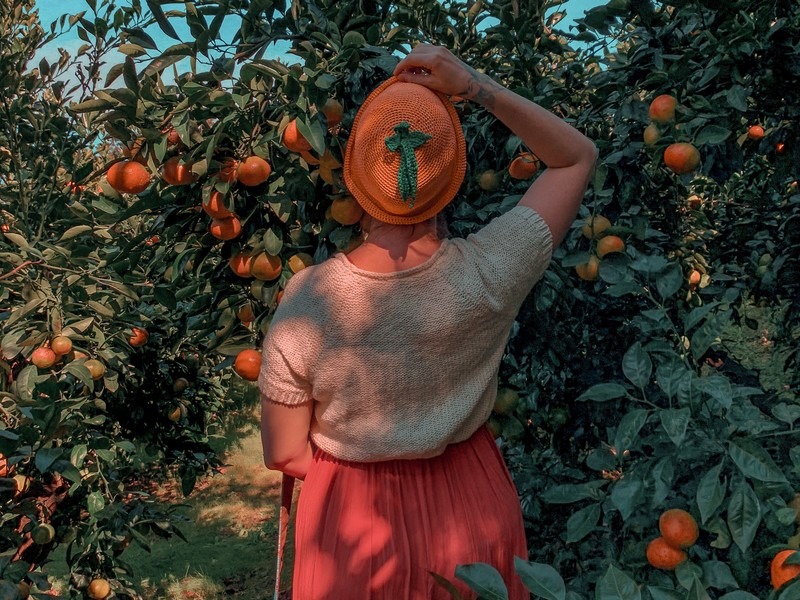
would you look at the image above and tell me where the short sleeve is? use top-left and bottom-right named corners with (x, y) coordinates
top-left (459, 205), bottom-right (553, 315)
top-left (258, 312), bottom-right (315, 406)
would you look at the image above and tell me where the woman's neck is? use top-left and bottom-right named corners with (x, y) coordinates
top-left (345, 221), bottom-right (442, 272)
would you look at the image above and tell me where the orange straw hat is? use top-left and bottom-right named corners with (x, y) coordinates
top-left (343, 76), bottom-right (466, 225)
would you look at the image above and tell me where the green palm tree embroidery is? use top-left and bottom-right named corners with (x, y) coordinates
top-left (384, 121), bottom-right (432, 207)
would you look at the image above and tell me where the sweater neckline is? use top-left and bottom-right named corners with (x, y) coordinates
top-left (334, 239), bottom-right (450, 279)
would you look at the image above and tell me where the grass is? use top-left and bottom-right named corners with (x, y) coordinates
top-left (48, 386), bottom-right (297, 599)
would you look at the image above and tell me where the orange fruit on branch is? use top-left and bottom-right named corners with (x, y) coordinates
top-left (321, 98), bottom-right (343, 128)
top-left (84, 359), bottom-right (106, 380)
top-left (597, 235), bottom-right (626, 258)
top-left (330, 195), bottom-right (364, 226)
top-left (288, 252), bottom-right (313, 273)
top-left (237, 304), bottom-right (255, 323)
top-left (688, 269), bottom-right (702, 288)
top-left (508, 152), bottom-right (540, 180)
top-left (234, 349), bottom-right (262, 381)
top-left (646, 537), bottom-right (688, 570)
top-left (658, 508), bottom-right (699, 549)
top-left (202, 190), bottom-right (233, 219)
top-left (663, 142), bottom-right (700, 174)
top-left (31, 347), bottom-right (57, 369)
top-left (32, 523), bottom-right (56, 544)
top-left (237, 156), bottom-right (272, 186)
top-left (643, 123), bottom-right (661, 146)
top-left (107, 160), bottom-right (151, 194)
top-left (250, 252), bottom-right (283, 281)
top-left (282, 119), bottom-right (312, 153)
top-left (163, 127), bottom-right (181, 146)
top-left (87, 578), bottom-right (111, 599)
top-left (229, 252), bottom-right (254, 277)
top-left (575, 255), bottom-right (600, 281)
top-left (210, 216), bottom-right (242, 241)
top-left (581, 215), bottom-right (611, 239)
top-left (478, 169), bottom-right (499, 191)
top-left (771, 549), bottom-right (800, 590)
top-left (649, 94), bottom-right (677, 124)
top-left (217, 158), bottom-right (239, 183)
top-left (129, 327), bottom-right (149, 348)
top-left (162, 156), bottom-right (197, 186)
top-left (50, 335), bottom-right (73, 356)
top-left (747, 125), bottom-right (765, 141)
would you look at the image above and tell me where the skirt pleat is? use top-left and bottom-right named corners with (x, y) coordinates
top-left (292, 425), bottom-right (529, 599)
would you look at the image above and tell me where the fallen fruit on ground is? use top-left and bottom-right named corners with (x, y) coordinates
top-left (237, 156), bottom-right (272, 186)
top-left (597, 235), bottom-right (626, 258)
top-left (330, 195), bottom-right (364, 225)
top-left (646, 537), bottom-right (688, 570)
top-left (129, 327), bottom-right (149, 348)
top-left (664, 142), bottom-right (700, 174)
top-left (84, 359), bottom-right (106, 380)
top-left (581, 215), bottom-right (611, 239)
top-left (771, 549), bottom-right (800, 590)
top-left (31, 347), bottom-right (57, 369)
top-left (106, 160), bottom-right (151, 194)
top-left (508, 152), bottom-right (540, 179)
top-left (282, 119), bottom-right (312, 153)
top-left (659, 508), bottom-right (699, 549)
top-left (229, 252), bottom-right (254, 277)
top-left (575, 255), bottom-right (600, 281)
top-left (250, 252), bottom-right (283, 281)
top-left (234, 349), bottom-right (262, 381)
top-left (210, 216), bottom-right (242, 241)
top-left (288, 252), bottom-right (313, 273)
top-left (161, 156), bottom-right (196, 186)
top-left (649, 94), bottom-right (677, 124)
top-left (87, 578), bottom-right (111, 599)
top-left (202, 190), bottom-right (234, 219)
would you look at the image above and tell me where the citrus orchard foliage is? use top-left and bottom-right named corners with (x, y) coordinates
top-left (0, 0), bottom-right (798, 598)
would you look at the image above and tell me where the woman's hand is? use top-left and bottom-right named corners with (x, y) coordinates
top-left (393, 44), bottom-right (501, 106)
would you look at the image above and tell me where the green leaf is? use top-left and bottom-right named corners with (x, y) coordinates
top-left (613, 409), bottom-right (648, 455)
top-left (685, 576), bottom-right (710, 600)
top-left (59, 225), bottom-right (93, 241)
top-left (595, 564), bottom-right (641, 600)
top-left (35, 447), bottom-right (64, 474)
top-left (659, 408), bottom-right (691, 446)
top-left (70, 444), bottom-right (88, 468)
top-left (726, 85), bottom-right (749, 112)
top-left (146, 0), bottom-right (180, 40)
top-left (455, 563), bottom-right (508, 600)
top-left (655, 262), bottom-right (683, 299)
top-left (87, 490), bottom-right (105, 515)
top-left (577, 383), bottom-right (628, 402)
top-left (717, 592), bottom-right (760, 600)
top-left (610, 475), bottom-right (642, 520)
top-left (696, 462), bottom-right (726, 525)
top-left (695, 125), bottom-right (732, 145)
top-left (776, 578), bottom-right (800, 600)
top-left (263, 227), bottom-right (284, 256)
top-left (429, 571), bottom-right (465, 599)
top-left (514, 557), bottom-right (566, 600)
top-left (565, 503), bottom-right (601, 543)
top-left (154, 286), bottom-right (177, 310)
top-left (646, 588), bottom-right (681, 600)
top-left (690, 310), bottom-right (732, 360)
top-left (622, 342), bottom-right (651, 389)
top-left (69, 98), bottom-right (115, 113)
top-left (296, 117), bottom-right (326, 155)
top-left (701, 560), bottom-right (739, 591)
top-left (728, 439), bottom-right (787, 483)
top-left (726, 481), bottom-right (761, 553)
top-left (3, 232), bottom-right (29, 249)
top-left (542, 477), bottom-right (610, 504)
top-left (63, 362), bottom-right (94, 389)
top-left (655, 358), bottom-right (686, 399)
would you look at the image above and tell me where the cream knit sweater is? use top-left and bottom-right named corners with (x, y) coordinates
top-left (259, 205), bottom-right (553, 462)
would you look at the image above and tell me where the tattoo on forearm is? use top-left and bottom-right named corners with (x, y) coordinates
top-left (457, 68), bottom-right (500, 111)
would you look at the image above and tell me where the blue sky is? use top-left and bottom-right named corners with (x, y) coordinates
top-left (35, 0), bottom-right (604, 87)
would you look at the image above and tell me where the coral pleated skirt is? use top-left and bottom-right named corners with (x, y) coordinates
top-left (291, 425), bottom-right (529, 600)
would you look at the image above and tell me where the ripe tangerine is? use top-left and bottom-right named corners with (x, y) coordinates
top-left (643, 123), bottom-right (661, 146)
top-left (575, 255), bottom-right (600, 281)
top-left (84, 359), bottom-right (106, 380)
top-left (234, 349), bottom-right (262, 381)
top-left (250, 253), bottom-right (283, 281)
top-left (597, 235), bottom-right (625, 258)
top-left (162, 157), bottom-right (196, 186)
top-left (129, 327), bottom-right (149, 348)
top-left (107, 161), bottom-right (151, 194)
top-left (282, 120), bottom-right (312, 153)
top-left (288, 253), bottom-right (313, 273)
top-left (330, 196), bottom-right (364, 226)
top-left (747, 125), bottom-right (765, 141)
top-left (478, 169), bottom-right (499, 192)
top-left (203, 191), bottom-right (233, 219)
top-left (50, 335), bottom-right (73, 356)
top-left (237, 156), bottom-right (272, 186)
top-left (210, 216), bottom-right (242, 241)
top-left (31, 347), bottom-right (57, 369)
top-left (663, 143), bottom-right (700, 175)
top-left (217, 158), bottom-right (239, 183)
top-left (508, 152), bottom-right (540, 180)
top-left (649, 94), bottom-right (677, 124)
top-left (581, 215), bottom-right (612, 239)
top-left (321, 98), bottom-right (344, 128)
top-left (229, 253), bottom-right (254, 277)
top-left (646, 537), bottom-right (687, 570)
top-left (771, 549), bottom-right (800, 590)
top-left (87, 578), bottom-right (111, 599)
top-left (658, 508), bottom-right (699, 549)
